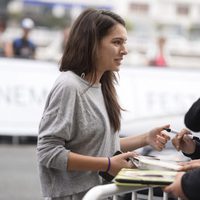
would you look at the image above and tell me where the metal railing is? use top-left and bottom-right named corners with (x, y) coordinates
top-left (83, 183), bottom-right (181, 200)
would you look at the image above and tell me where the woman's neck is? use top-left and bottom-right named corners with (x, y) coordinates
top-left (84, 70), bottom-right (104, 84)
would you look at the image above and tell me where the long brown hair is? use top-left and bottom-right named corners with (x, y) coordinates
top-left (60, 8), bottom-right (126, 132)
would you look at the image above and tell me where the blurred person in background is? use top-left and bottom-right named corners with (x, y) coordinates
top-left (147, 35), bottom-right (169, 67)
top-left (37, 8), bottom-right (170, 200)
top-left (0, 16), bottom-right (13, 57)
top-left (164, 98), bottom-right (200, 200)
top-left (12, 18), bottom-right (36, 59)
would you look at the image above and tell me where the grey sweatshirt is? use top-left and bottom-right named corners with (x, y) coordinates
top-left (37, 71), bottom-right (120, 198)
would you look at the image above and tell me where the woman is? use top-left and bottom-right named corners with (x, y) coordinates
top-left (37, 8), bottom-right (169, 200)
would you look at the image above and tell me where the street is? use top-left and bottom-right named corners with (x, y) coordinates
top-left (0, 144), bottom-right (43, 200)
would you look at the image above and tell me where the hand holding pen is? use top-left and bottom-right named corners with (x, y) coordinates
top-left (163, 128), bottom-right (194, 139)
top-left (164, 128), bottom-right (196, 154)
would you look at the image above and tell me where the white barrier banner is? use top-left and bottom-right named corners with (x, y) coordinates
top-left (0, 58), bottom-right (200, 136)
top-left (0, 58), bottom-right (59, 136)
top-left (117, 67), bottom-right (200, 136)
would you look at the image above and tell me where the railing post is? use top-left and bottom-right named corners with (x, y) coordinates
top-left (113, 195), bottom-right (117, 200)
top-left (131, 191), bottom-right (137, 200)
top-left (148, 187), bottom-right (153, 200)
top-left (163, 192), bottom-right (168, 200)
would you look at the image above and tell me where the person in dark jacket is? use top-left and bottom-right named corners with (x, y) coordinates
top-left (164, 98), bottom-right (200, 200)
top-left (12, 18), bottom-right (36, 59)
top-left (185, 98), bottom-right (200, 132)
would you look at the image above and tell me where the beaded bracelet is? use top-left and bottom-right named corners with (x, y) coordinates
top-left (105, 157), bottom-right (111, 173)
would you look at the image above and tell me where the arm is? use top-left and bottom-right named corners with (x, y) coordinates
top-left (67, 152), bottom-right (108, 172)
top-left (120, 125), bottom-right (170, 152)
top-left (37, 134), bottom-right (135, 176)
top-left (184, 98), bottom-right (200, 132)
top-left (67, 151), bottom-right (135, 176)
top-left (120, 132), bottom-right (148, 152)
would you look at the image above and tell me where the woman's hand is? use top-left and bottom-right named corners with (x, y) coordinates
top-left (147, 125), bottom-right (170, 151)
top-left (172, 128), bottom-right (196, 154)
top-left (108, 151), bottom-right (137, 176)
top-left (179, 159), bottom-right (200, 171)
top-left (164, 172), bottom-right (188, 200)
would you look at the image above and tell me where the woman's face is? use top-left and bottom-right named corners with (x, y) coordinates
top-left (96, 24), bottom-right (128, 74)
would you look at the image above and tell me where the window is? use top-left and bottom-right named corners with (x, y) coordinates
top-left (129, 3), bottom-right (149, 15)
top-left (176, 4), bottom-right (189, 16)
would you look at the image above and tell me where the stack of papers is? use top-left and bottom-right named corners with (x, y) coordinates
top-left (131, 156), bottom-right (181, 171)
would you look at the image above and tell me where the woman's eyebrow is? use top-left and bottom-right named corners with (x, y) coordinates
top-left (112, 37), bottom-right (127, 41)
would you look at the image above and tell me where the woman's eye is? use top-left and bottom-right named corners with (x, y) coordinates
top-left (114, 41), bottom-right (121, 45)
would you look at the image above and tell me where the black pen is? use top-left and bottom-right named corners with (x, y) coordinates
top-left (163, 128), bottom-right (194, 139)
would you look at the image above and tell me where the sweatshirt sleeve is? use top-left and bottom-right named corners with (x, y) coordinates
top-left (37, 82), bottom-right (77, 171)
top-left (181, 168), bottom-right (200, 200)
top-left (184, 98), bottom-right (200, 132)
top-left (183, 137), bottom-right (200, 160)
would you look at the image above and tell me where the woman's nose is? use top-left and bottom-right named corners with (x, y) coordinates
top-left (120, 46), bottom-right (128, 55)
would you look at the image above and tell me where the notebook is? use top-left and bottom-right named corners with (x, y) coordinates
top-left (114, 168), bottom-right (177, 186)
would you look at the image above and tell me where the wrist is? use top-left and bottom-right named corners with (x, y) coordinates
top-left (105, 157), bottom-right (111, 173)
top-left (183, 141), bottom-right (196, 155)
top-left (98, 157), bottom-right (110, 172)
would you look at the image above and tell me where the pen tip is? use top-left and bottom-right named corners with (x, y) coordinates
top-left (164, 128), bottom-right (171, 132)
